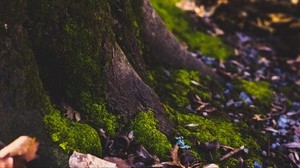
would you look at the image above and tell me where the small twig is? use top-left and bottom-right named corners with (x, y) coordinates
top-left (220, 145), bottom-right (235, 151)
top-left (220, 146), bottom-right (244, 161)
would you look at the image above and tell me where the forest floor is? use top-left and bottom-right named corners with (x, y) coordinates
top-left (184, 1), bottom-right (300, 167)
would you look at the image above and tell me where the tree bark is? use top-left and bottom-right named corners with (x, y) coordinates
top-left (140, 0), bottom-right (221, 81)
top-left (0, 0), bottom-right (219, 166)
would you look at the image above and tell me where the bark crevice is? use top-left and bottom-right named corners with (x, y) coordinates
top-left (104, 43), bottom-right (173, 136)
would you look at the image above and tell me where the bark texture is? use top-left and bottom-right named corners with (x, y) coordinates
top-left (0, 1), bottom-right (68, 166)
top-left (0, 0), bottom-right (219, 166)
top-left (104, 43), bottom-right (174, 136)
top-left (140, 0), bottom-right (220, 81)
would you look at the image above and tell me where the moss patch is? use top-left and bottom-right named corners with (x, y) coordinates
top-left (44, 109), bottom-right (102, 156)
top-left (131, 111), bottom-right (171, 160)
top-left (147, 68), bottom-right (263, 166)
top-left (175, 112), bottom-right (258, 149)
top-left (237, 80), bottom-right (273, 106)
top-left (150, 0), bottom-right (233, 60)
top-left (80, 92), bottom-right (118, 136)
top-left (148, 69), bottom-right (224, 109)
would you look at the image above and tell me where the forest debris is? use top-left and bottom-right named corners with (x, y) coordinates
top-left (188, 92), bottom-right (209, 111)
top-left (163, 145), bottom-right (195, 168)
top-left (0, 136), bottom-right (39, 168)
top-left (264, 127), bottom-right (279, 133)
top-left (285, 142), bottom-right (300, 149)
top-left (69, 151), bottom-right (116, 168)
top-left (170, 145), bottom-right (180, 165)
top-left (252, 114), bottom-right (271, 121)
top-left (203, 163), bottom-right (219, 168)
top-left (103, 157), bottom-right (133, 168)
top-left (253, 161), bottom-right (263, 168)
top-left (184, 123), bottom-right (199, 128)
top-left (268, 13), bottom-right (293, 24)
top-left (61, 102), bottom-right (81, 122)
top-left (198, 140), bottom-right (220, 151)
top-left (239, 92), bottom-right (253, 105)
top-left (135, 145), bottom-right (160, 166)
top-left (175, 136), bottom-right (191, 149)
top-left (74, 111), bottom-right (81, 122)
top-left (220, 146), bottom-right (244, 161)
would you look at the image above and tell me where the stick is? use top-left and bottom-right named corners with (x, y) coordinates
top-left (220, 146), bottom-right (244, 161)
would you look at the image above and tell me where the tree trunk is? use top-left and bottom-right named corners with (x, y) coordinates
top-left (0, 0), bottom-right (218, 166)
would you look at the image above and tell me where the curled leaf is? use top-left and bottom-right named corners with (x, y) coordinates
top-left (0, 136), bottom-right (39, 162)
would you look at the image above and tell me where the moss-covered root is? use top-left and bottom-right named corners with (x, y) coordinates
top-left (131, 111), bottom-right (172, 160)
top-left (44, 109), bottom-right (102, 156)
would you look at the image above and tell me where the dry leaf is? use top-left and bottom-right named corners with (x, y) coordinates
top-left (0, 136), bottom-right (39, 162)
top-left (203, 163), bottom-right (219, 168)
top-left (268, 13), bottom-right (293, 24)
top-left (285, 142), bottom-right (300, 149)
top-left (69, 151), bottom-right (116, 168)
top-left (104, 157), bottom-right (133, 168)
top-left (0, 157), bottom-right (13, 168)
top-left (170, 145), bottom-right (179, 164)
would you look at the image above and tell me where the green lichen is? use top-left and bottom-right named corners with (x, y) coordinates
top-left (131, 111), bottom-right (171, 160)
top-left (237, 80), bottom-right (273, 106)
top-left (150, 0), bottom-right (233, 60)
top-left (80, 91), bottom-right (118, 137)
top-left (44, 109), bottom-right (102, 156)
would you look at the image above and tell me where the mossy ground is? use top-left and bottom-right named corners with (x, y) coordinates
top-left (150, 0), bottom-right (233, 60)
top-left (236, 79), bottom-right (274, 106)
top-left (131, 111), bottom-right (172, 160)
top-left (148, 68), bottom-right (265, 166)
top-left (44, 108), bottom-right (102, 156)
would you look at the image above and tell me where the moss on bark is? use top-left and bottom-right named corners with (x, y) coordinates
top-left (131, 111), bottom-right (172, 160)
top-left (150, 0), bottom-right (233, 60)
top-left (44, 109), bottom-right (102, 156)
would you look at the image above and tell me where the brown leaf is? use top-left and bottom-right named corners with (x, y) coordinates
top-left (69, 151), bottom-right (116, 168)
top-left (103, 157), bottom-right (133, 168)
top-left (170, 145), bottom-right (179, 164)
top-left (0, 136), bottom-right (39, 162)
top-left (0, 157), bottom-right (13, 168)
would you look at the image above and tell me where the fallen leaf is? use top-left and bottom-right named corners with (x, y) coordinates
top-left (264, 127), bottom-right (279, 133)
top-left (0, 136), bottom-right (39, 162)
top-left (0, 157), bottom-right (13, 168)
top-left (268, 13), bottom-right (293, 24)
top-left (285, 142), bottom-right (300, 149)
top-left (104, 157), bottom-right (133, 168)
top-left (69, 151), bottom-right (116, 168)
top-left (170, 145), bottom-right (179, 164)
top-left (74, 111), bottom-right (81, 122)
top-left (203, 163), bottom-right (219, 168)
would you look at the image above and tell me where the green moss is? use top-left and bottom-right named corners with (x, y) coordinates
top-left (149, 69), bottom-right (223, 109)
top-left (237, 80), bottom-right (273, 106)
top-left (131, 111), bottom-right (171, 160)
top-left (222, 157), bottom-right (240, 167)
top-left (176, 113), bottom-right (253, 148)
top-left (150, 0), bottom-right (233, 60)
top-left (44, 109), bottom-right (102, 156)
top-left (80, 92), bottom-right (118, 136)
